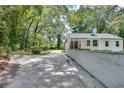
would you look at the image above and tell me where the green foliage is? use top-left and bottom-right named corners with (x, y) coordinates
top-left (119, 23), bottom-right (124, 38)
top-left (60, 43), bottom-right (64, 50)
top-left (4, 46), bottom-right (11, 54)
top-left (0, 5), bottom-right (67, 53)
top-left (0, 5), bottom-right (124, 54)
top-left (40, 45), bottom-right (49, 51)
top-left (49, 45), bottom-right (57, 50)
top-left (67, 5), bottom-right (124, 34)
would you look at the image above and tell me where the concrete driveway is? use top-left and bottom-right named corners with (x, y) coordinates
top-left (5, 51), bottom-right (86, 88)
top-left (66, 49), bottom-right (124, 87)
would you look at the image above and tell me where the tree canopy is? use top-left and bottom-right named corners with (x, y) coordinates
top-left (0, 5), bottom-right (124, 54)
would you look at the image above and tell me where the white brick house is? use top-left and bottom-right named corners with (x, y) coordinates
top-left (65, 33), bottom-right (123, 52)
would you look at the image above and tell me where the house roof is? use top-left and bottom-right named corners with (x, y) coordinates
top-left (68, 33), bottom-right (122, 39)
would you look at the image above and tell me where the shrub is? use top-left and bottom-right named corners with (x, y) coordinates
top-left (49, 45), bottom-right (56, 50)
top-left (5, 46), bottom-right (11, 54)
top-left (32, 49), bottom-right (41, 54)
top-left (31, 46), bottom-right (41, 54)
top-left (60, 44), bottom-right (64, 50)
top-left (40, 45), bottom-right (49, 51)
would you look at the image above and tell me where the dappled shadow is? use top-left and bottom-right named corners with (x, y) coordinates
top-left (11, 54), bottom-right (43, 64)
top-left (6, 53), bottom-right (85, 88)
top-left (0, 63), bottom-right (20, 88)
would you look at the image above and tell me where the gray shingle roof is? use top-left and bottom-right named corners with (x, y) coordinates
top-left (69, 33), bottom-right (122, 39)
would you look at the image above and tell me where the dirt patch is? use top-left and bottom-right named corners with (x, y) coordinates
top-left (0, 61), bottom-right (9, 71)
top-left (0, 55), bottom-right (11, 70)
top-left (0, 62), bottom-right (20, 88)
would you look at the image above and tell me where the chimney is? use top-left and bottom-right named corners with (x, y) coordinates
top-left (91, 28), bottom-right (97, 36)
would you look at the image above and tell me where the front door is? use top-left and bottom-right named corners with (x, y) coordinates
top-left (74, 41), bottom-right (78, 49)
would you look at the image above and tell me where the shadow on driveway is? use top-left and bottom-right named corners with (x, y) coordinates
top-left (5, 53), bottom-right (86, 88)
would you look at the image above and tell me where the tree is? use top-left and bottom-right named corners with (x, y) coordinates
top-left (67, 5), bottom-right (124, 35)
top-left (1, 5), bottom-right (123, 53)
top-left (119, 22), bottom-right (124, 38)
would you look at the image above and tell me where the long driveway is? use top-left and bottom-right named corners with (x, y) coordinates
top-left (6, 51), bottom-right (86, 88)
top-left (5, 50), bottom-right (105, 88)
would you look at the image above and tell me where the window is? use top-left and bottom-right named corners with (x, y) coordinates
top-left (87, 40), bottom-right (90, 46)
top-left (93, 40), bottom-right (98, 46)
top-left (116, 41), bottom-right (119, 47)
top-left (105, 41), bottom-right (109, 47)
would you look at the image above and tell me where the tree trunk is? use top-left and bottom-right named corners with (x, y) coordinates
top-left (57, 34), bottom-right (61, 49)
top-left (24, 17), bottom-right (34, 49)
top-left (0, 32), bottom-right (3, 46)
top-left (0, 32), bottom-right (3, 57)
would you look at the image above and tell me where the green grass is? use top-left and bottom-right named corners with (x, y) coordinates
top-left (11, 49), bottom-right (64, 55)
top-left (78, 48), bottom-right (90, 51)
